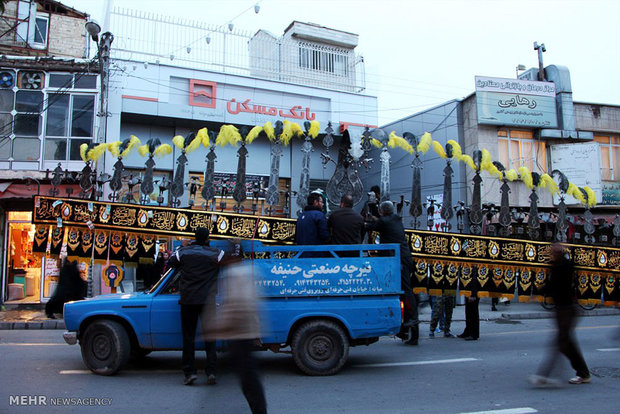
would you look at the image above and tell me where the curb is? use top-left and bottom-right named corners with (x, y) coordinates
top-left (0, 320), bottom-right (65, 330)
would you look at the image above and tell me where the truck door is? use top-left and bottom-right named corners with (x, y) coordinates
top-left (150, 269), bottom-right (183, 349)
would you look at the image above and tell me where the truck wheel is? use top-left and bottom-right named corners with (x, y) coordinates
top-left (80, 319), bottom-right (130, 375)
top-left (291, 320), bottom-right (349, 376)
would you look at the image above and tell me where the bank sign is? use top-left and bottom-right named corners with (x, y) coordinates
top-left (475, 76), bottom-right (558, 128)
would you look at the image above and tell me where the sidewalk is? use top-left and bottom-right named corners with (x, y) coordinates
top-left (418, 297), bottom-right (620, 323)
top-left (1, 298), bottom-right (619, 330)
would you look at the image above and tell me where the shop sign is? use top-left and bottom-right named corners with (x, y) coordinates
top-left (475, 76), bottom-right (558, 128)
top-left (102, 263), bottom-right (123, 288)
top-left (226, 98), bottom-right (316, 121)
top-left (602, 181), bottom-right (620, 205)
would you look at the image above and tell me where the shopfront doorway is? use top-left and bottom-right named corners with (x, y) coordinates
top-left (2, 211), bottom-right (60, 304)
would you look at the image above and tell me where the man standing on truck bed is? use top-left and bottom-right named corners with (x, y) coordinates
top-left (328, 194), bottom-right (365, 246)
top-left (367, 201), bottom-right (419, 345)
top-left (168, 227), bottom-right (241, 386)
top-left (296, 192), bottom-right (330, 245)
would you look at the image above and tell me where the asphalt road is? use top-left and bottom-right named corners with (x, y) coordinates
top-left (1, 316), bottom-right (619, 414)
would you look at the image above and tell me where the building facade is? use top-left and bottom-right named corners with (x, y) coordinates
top-left (81, 10), bottom-right (378, 294)
top-left (0, 0), bottom-right (97, 305)
top-left (366, 64), bottom-right (619, 241)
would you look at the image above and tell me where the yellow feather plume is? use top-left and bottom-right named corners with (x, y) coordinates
top-left (518, 167), bottom-right (533, 189)
top-left (583, 186), bottom-right (596, 207)
top-left (290, 122), bottom-right (304, 139)
top-left (216, 125), bottom-right (242, 147)
top-left (246, 125), bottom-right (262, 144)
top-left (279, 120), bottom-right (295, 146)
top-left (172, 135), bottom-right (185, 150)
top-left (370, 138), bottom-right (383, 148)
top-left (447, 139), bottom-right (462, 160)
top-left (308, 120), bottom-right (320, 138)
top-left (138, 144), bottom-right (149, 157)
top-left (539, 173), bottom-right (559, 195)
top-left (197, 127), bottom-right (209, 148)
top-left (120, 135), bottom-right (140, 159)
top-left (432, 141), bottom-right (446, 159)
top-left (417, 132), bottom-right (432, 154)
top-left (461, 154), bottom-right (476, 171)
top-left (567, 183), bottom-right (585, 203)
top-left (480, 149), bottom-right (493, 172)
top-left (388, 132), bottom-right (414, 154)
top-left (107, 141), bottom-right (121, 158)
top-left (185, 134), bottom-right (203, 154)
top-left (80, 143), bottom-right (88, 162)
top-left (89, 143), bottom-right (107, 162)
top-left (504, 169), bottom-right (519, 181)
top-left (154, 144), bottom-right (172, 158)
top-left (263, 122), bottom-right (275, 141)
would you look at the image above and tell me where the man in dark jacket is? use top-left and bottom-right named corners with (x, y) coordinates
top-left (328, 194), bottom-right (364, 245)
top-left (529, 243), bottom-right (590, 386)
top-left (367, 201), bottom-right (418, 345)
top-left (168, 227), bottom-right (240, 386)
top-left (296, 192), bottom-right (330, 245)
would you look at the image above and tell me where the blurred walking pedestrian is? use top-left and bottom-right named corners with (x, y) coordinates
top-left (46, 259), bottom-right (86, 318)
top-left (529, 243), bottom-right (590, 386)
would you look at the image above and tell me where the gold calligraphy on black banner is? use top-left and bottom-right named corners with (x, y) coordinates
top-left (405, 229), bottom-right (620, 275)
top-left (33, 196), bottom-right (297, 244)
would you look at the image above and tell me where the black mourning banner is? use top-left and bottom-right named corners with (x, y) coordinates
top-left (32, 225), bottom-right (49, 256)
top-left (49, 226), bottom-right (64, 257)
top-left (33, 196), bottom-right (297, 244)
top-left (31, 196), bottom-right (620, 307)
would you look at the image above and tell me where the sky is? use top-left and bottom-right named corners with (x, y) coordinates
top-left (63, 0), bottom-right (620, 126)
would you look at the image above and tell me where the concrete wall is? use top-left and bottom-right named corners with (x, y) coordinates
top-left (574, 102), bottom-right (620, 133)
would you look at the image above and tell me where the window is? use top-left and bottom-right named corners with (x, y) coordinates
top-left (44, 94), bottom-right (95, 161)
top-left (43, 73), bottom-right (97, 162)
top-left (594, 135), bottom-right (620, 181)
top-left (298, 44), bottom-right (349, 77)
top-left (13, 90), bottom-right (42, 160)
top-left (497, 129), bottom-right (547, 172)
top-left (33, 16), bottom-right (48, 45)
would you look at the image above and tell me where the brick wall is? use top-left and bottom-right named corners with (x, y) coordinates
top-left (48, 14), bottom-right (87, 58)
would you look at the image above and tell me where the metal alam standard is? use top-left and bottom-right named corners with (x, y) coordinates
top-left (32, 122), bottom-right (620, 307)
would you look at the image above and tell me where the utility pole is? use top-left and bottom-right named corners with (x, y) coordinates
top-left (86, 20), bottom-right (114, 297)
top-left (533, 41), bottom-right (546, 81)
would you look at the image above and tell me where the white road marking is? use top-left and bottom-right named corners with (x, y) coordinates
top-left (0, 343), bottom-right (65, 346)
top-left (458, 408), bottom-right (537, 414)
top-left (597, 347), bottom-right (620, 352)
top-left (354, 357), bottom-right (478, 368)
top-left (60, 369), bottom-right (177, 375)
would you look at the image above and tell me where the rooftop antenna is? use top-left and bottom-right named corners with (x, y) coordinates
top-left (533, 41), bottom-right (546, 81)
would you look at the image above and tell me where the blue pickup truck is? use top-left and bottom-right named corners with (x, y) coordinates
top-left (62, 242), bottom-right (403, 376)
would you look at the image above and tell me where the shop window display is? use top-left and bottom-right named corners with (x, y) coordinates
top-left (5, 212), bottom-right (41, 302)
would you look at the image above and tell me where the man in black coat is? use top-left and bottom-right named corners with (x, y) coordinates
top-left (367, 201), bottom-right (419, 345)
top-left (328, 194), bottom-right (364, 245)
top-left (168, 227), bottom-right (240, 386)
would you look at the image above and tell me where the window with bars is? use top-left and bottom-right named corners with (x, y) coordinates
top-left (497, 129), bottom-right (547, 173)
top-left (299, 46), bottom-right (348, 77)
top-left (594, 135), bottom-right (620, 181)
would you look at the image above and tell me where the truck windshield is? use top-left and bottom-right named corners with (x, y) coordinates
top-left (148, 268), bottom-right (173, 294)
